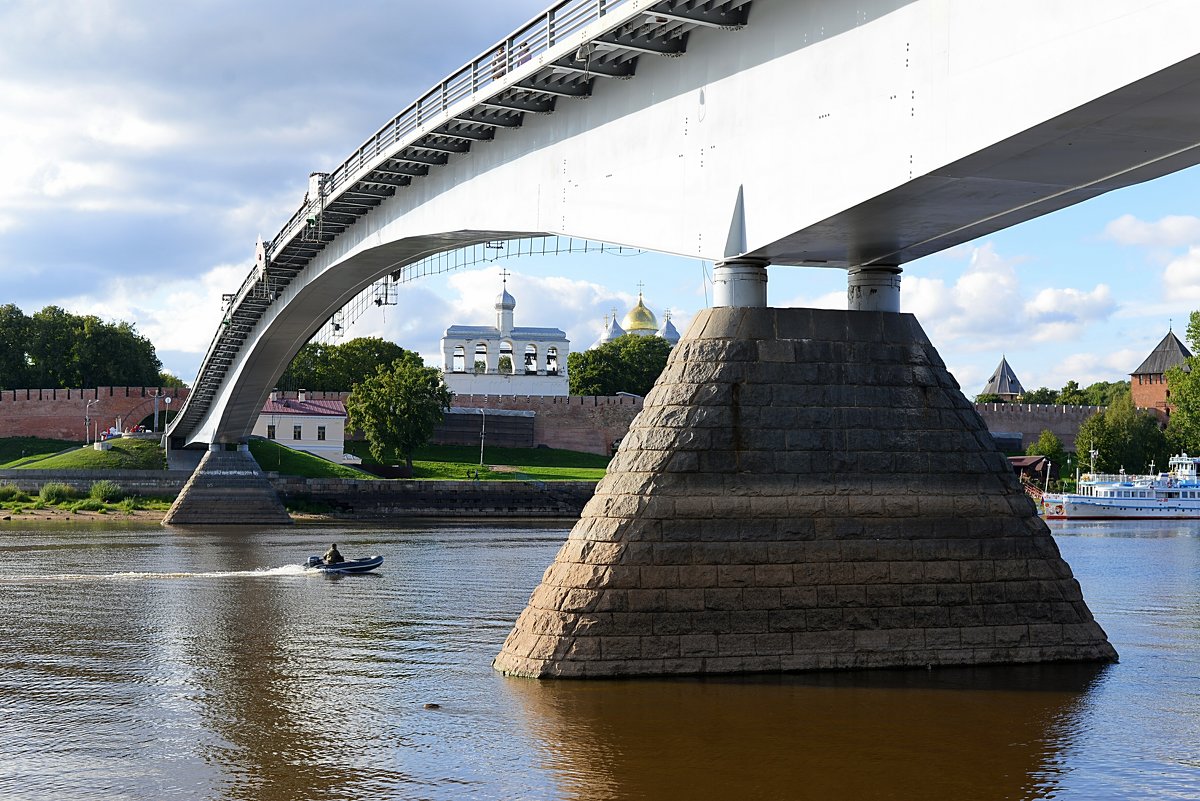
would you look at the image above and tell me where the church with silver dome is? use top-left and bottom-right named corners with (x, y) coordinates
top-left (592, 289), bottom-right (681, 349)
top-left (440, 273), bottom-right (570, 396)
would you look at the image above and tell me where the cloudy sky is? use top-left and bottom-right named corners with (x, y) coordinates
top-left (4, 0), bottom-right (1200, 397)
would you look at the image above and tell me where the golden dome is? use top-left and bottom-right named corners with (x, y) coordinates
top-left (621, 294), bottom-right (658, 332)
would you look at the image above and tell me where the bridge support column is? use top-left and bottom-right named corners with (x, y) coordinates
top-left (848, 265), bottom-right (902, 312)
top-left (494, 306), bottom-right (1115, 678)
top-left (162, 443), bottom-right (292, 527)
top-left (713, 258), bottom-right (768, 308)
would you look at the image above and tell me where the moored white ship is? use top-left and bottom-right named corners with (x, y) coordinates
top-left (1042, 454), bottom-right (1200, 519)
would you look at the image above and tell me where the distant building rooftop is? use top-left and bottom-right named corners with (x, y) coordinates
top-left (982, 356), bottom-right (1025, 398)
top-left (1131, 330), bottom-right (1192, 376)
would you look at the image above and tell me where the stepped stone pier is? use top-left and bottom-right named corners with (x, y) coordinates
top-left (494, 307), bottom-right (1116, 678)
top-left (162, 445), bottom-right (291, 526)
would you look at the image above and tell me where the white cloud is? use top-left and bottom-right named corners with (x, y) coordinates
top-left (1027, 348), bottom-right (1142, 390)
top-left (897, 243), bottom-right (1114, 350)
top-left (1162, 246), bottom-right (1200, 301)
top-left (57, 263), bottom-right (245, 360)
top-left (1104, 213), bottom-right (1200, 248)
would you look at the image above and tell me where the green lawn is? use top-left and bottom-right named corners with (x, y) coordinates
top-left (15, 438), bottom-right (166, 471)
top-left (0, 437), bottom-right (81, 468)
top-left (344, 440), bottom-right (609, 481)
top-left (247, 438), bottom-right (374, 479)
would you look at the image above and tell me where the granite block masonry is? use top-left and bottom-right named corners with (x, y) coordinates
top-left (493, 307), bottom-right (1117, 678)
top-left (162, 447), bottom-right (292, 526)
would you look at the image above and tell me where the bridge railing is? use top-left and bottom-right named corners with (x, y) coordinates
top-left (269, 0), bottom-right (634, 261)
top-left (178, 0), bottom-right (642, 442)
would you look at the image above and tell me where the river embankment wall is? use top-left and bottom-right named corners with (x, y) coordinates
top-left (270, 476), bottom-right (597, 518)
top-left (0, 469), bottom-right (596, 518)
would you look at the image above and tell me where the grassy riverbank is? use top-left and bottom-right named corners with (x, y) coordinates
top-left (0, 481), bottom-right (172, 520)
top-left (344, 441), bottom-right (611, 481)
top-left (0, 437), bottom-right (81, 468)
top-left (0, 435), bottom-right (610, 482)
top-left (7, 437), bottom-right (166, 470)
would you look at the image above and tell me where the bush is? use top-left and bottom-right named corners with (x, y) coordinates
top-left (89, 480), bottom-right (124, 503)
top-left (69, 498), bottom-right (106, 513)
top-left (39, 482), bottom-right (76, 503)
top-left (0, 483), bottom-right (21, 501)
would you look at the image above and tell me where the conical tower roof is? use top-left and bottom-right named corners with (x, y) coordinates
top-left (982, 356), bottom-right (1025, 397)
top-left (597, 311), bottom-right (625, 346)
top-left (1132, 329), bottom-right (1192, 376)
top-left (656, 311), bottom-right (680, 345)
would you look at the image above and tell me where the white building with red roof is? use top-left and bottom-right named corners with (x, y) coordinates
top-left (252, 391), bottom-right (355, 463)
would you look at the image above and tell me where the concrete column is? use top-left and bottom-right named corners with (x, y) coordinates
top-left (847, 266), bottom-right (902, 312)
top-left (713, 258), bottom-right (768, 307)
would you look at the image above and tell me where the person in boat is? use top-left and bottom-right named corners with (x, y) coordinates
top-left (323, 543), bottom-right (344, 564)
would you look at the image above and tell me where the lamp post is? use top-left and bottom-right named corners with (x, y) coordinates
top-left (85, 399), bottom-right (99, 444)
top-left (479, 407), bottom-right (486, 467)
top-left (151, 390), bottom-right (163, 433)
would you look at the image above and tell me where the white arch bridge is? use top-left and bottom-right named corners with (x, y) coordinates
top-left (168, 0), bottom-right (1200, 450)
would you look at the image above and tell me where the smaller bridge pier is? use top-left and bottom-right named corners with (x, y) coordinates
top-left (162, 443), bottom-right (292, 527)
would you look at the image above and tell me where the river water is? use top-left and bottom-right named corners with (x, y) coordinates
top-left (0, 519), bottom-right (1196, 801)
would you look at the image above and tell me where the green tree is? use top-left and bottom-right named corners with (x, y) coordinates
top-left (1026, 429), bottom-right (1066, 479)
top-left (157, 371), bottom-right (188, 388)
top-left (974, 393), bottom-right (1005, 404)
top-left (1186, 310), bottom-right (1200, 352)
top-left (345, 354), bottom-right (452, 470)
top-left (1075, 391), bottom-right (1168, 474)
top-left (1021, 387), bottom-right (1057, 404)
top-left (1056, 380), bottom-right (1087, 405)
top-left (1082, 380), bottom-right (1129, 407)
top-left (0, 304), bottom-right (31, 389)
top-left (13, 306), bottom-right (161, 389)
top-left (1166, 310), bottom-right (1200, 453)
top-left (568, 334), bottom-right (672, 396)
top-left (278, 337), bottom-right (410, 391)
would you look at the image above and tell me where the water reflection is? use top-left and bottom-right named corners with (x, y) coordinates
top-left (2, 522), bottom-right (1198, 800)
top-left (1048, 519), bottom-right (1200, 539)
top-left (165, 530), bottom-right (408, 801)
top-left (505, 664), bottom-right (1109, 801)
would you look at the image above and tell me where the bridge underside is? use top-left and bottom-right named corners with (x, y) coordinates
top-left (494, 307), bottom-right (1116, 677)
top-left (754, 50), bottom-right (1200, 267)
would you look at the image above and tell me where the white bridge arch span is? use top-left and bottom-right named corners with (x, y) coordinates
top-left (171, 0), bottom-right (1200, 447)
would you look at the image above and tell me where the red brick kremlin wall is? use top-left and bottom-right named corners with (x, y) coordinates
top-left (0, 387), bottom-right (191, 440)
top-left (448, 394), bottom-right (644, 455)
top-left (2, 388), bottom-right (1098, 456)
top-left (0, 388), bottom-right (641, 455)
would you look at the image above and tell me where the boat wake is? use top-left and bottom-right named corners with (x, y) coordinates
top-left (0, 564), bottom-right (313, 582)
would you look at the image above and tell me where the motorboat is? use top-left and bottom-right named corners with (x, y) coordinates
top-left (303, 554), bottom-right (384, 574)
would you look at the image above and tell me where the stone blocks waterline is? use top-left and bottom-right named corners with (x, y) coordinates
top-left (492, 307), bottom-right (1116, 678)
top-left (162, 447), bottom-right (292, 526)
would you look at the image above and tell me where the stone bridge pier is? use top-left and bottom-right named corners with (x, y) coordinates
top-left (494, 267), bottom-right (1116, 677)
